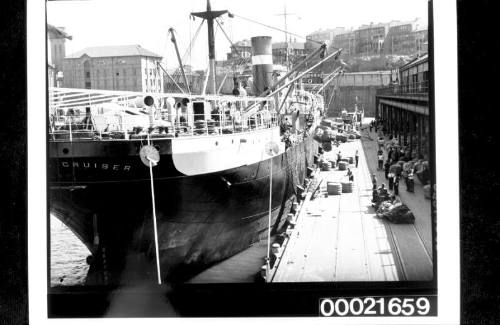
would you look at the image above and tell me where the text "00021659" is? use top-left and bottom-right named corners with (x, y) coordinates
top-left (319, 297), bottom-right (433, 317)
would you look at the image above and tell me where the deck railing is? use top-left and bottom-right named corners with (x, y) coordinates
top-left (376, 81), bottom-right (429, 97)
top-left (49, 111), bottom-right (279, 141)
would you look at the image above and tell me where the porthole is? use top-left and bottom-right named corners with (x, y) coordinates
top-left (62, 148), bottom-right (69, 154)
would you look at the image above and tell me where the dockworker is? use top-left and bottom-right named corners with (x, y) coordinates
top-left (377, 152), bottom-right (384, 170)
top-left (371, 173), bottom-right (377, 190)
top-left (347, 168), bottom-right (354, 182)
top-left (337, 151), bottom-right (342, 165)
top-left (355, 150), bottom-right (359, 168)
top-left (394, 175), bottom-right (400, 195)
top-left (384, 159), bottom-right (391, 179)
top-left (378, 183), bottom-right (388, 198)
top-left (388, 172), bottom-right (395, 190)
top-left (406, 169), bottom-right (414, 192)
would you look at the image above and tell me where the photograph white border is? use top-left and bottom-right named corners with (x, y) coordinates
top-left (28, 0), bottom-right (459, 324)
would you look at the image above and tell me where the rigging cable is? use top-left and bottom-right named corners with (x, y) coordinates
top-left (231, 12), bottom-right (330, 47)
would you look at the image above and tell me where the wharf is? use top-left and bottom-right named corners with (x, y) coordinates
top-left (189, 126), bottom-right (433, 283)
top-left (270, 139), bottom-right (399, 282)
top-left (270, 132), bottom-right (433, 282)
top-left (361, 126), bottom-right (433, 280)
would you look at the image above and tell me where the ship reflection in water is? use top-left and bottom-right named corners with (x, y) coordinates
top-left (50, 215), bottom-right (90, 286)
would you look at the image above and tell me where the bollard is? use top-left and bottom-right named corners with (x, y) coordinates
top-left (271, 243), bottom-right (281, 255)
top-left (306, 166), bottom-right (314, 178)
top-left (260, 265), bottom-right (267, 279)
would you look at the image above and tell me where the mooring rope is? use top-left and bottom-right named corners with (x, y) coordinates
top-left (146, 133), bottom-right (162, 285)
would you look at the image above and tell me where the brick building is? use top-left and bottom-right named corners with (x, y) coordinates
top-left (383, 20), bottom-right (427, 55)
top-left (272, 41), bottom-right (306, 66)
top-left (333, 30), bottom-right (355, 55)
top-left (305, 27), bottom-right (346, 51)
top-left (354, 23), bottom-right (389, 55)
top-left (47, 24), bottom-right (72, 87)
top-left (62, 45), bottom-right (163, 93)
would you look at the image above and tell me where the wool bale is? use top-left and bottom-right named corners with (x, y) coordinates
top-left (341, 181), bottom-right (353, 193)
top-left (338, 161), bottom-right (348, 171)
top-left (348, 157), bottom-right (354, 164)
top-left (336, 134), bottom-right (347, 143)
top-left (327, 182), bottom-right (342, 195)
top-left (320, 119), bottom-right (333, 128)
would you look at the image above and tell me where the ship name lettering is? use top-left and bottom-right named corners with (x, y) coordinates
top-left (60, 161), bottom-right (131, 171)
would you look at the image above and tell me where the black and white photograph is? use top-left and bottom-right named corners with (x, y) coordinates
top-left (25, 0), bottom-right (458, 322)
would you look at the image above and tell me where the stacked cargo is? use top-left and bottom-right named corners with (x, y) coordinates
top-left (341, 181), bottom-right (353, 193)
top-left (327, 182), bottom-right (342, 195)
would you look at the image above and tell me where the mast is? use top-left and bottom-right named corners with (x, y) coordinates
top-left (191, 0), bottom-right (228, 94)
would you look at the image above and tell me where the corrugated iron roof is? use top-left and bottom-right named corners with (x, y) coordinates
top-left (65, 45), bottom-right (162, 59)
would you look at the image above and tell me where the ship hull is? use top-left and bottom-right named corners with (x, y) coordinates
top-left (49, 132), bottom-right (318, 283)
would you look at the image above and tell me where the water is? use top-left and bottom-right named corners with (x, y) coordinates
top-left (50, 215), bottom-right (91, 286)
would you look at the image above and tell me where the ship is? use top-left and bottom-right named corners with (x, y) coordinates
top-left (48, 1), bottom-right (343, 283)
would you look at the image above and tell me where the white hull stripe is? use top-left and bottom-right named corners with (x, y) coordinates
top-left (252, 55), bottom-right (273, 66)
top-left (171, 127), bottom-right (284, 176)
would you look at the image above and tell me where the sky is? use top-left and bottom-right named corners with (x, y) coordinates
top-left (47, 0), bottom-right (428, 70)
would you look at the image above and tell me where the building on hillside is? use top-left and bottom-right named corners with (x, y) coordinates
top-left (354, 23), bottom-right (389, 55)
top-left (333, 30), bottom-right (355, 56)
top-left (413, 27), bottom-right (429, 55)
top-left (47, 24), bottom-right (72, 87)
top-left (305, 27), bottom-right (346, 52)
top-left (384, 21), bottom-right (415, 55)
top-left (383, 19), bottom-right (428, 55)
top-left (272, 41), bottom-right (306, 66)
top-left (375, 53), bottom-right (430, 160)
top-left (62, 45), bottom-right (163, 93)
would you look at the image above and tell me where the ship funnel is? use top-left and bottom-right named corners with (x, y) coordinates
top-left (133, 95), bottom-right (155, 108)
top-left (251, 36), bottom-right (273, 95)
